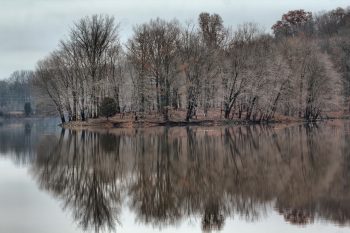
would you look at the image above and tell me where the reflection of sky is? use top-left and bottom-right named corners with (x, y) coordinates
top-left (0, 0), bottom-right (349, 79)
top-left (0, 160), bottom-right (79, 233)
top-left (0, 156), bottom-right (349, 233)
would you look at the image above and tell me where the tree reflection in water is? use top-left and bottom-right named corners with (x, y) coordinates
top-left (26, 122), bottom-right (350, 232)
top-left (32, 129), bottom-right (125, 232)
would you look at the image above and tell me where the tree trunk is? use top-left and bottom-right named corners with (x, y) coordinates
top-left (156, 76), bottom-right (160, 112)
top-left (72, 92), bottom-right (77, 121)
top-left (114, 87), bottom-right (121, 113)
top-left (298, 75), bottom-right (304, 118)
top-left (186, 87), bottom-right (197, 122)
top-left (246, 96), bottom-right (257, 120)
top-left (58, 108), bottom-right (66, 124)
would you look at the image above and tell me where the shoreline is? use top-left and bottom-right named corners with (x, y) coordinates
top-left (60, 111), bottom-right (350, 130)
top-left (61, 117), bottom-right (307, 130)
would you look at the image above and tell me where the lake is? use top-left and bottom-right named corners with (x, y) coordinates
top-left (1, 119), bottom-right (350, 233)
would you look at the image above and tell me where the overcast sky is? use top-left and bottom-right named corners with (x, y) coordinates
top-left (0, 0), bottom-right (348, 80)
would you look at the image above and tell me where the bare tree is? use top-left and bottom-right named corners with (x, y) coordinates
top-left (127, 19), bottom-right (180, 121)
top-left (69, 14), bottom-right (119, 118)
top-left (33, 15), bottom-right (122, 123)
top-left (222, 23), bottom-right (260, 119)
top-left (127, 24), bottom-right (151, 117)
top-left (177, 24), bottom-right (207, 121)
top-left (34, 57), bottom-right (67, 123)
top-left (198, 13), bottom-right (225, 116)
top-left (145, 18), bottom-right (180, 120)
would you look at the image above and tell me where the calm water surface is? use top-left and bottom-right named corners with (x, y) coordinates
top-left (1, 119), bottom-right (350, 233)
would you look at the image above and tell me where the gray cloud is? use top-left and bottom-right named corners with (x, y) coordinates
top-left (0, 0), bottom-right (348, 79)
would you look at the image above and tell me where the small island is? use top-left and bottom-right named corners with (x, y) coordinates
top-left (1, 8), bottom-right (350, 129)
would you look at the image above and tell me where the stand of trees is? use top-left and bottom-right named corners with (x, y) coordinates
top-left (32, 7), bottom-right (350, 124)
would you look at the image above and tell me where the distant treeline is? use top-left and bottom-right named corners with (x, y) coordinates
top-left (24, 7), bottom-right (350, 123)
top-left (0, 71), bottom-right (33, 116)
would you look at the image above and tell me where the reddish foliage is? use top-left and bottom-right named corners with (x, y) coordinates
top-left (272, 10), bottom-right (312, 36)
